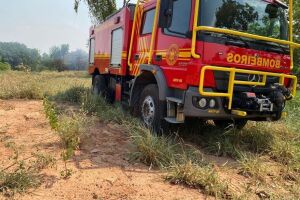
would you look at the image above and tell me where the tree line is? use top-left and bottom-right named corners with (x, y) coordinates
top-left (0, 42), bottom-right (88, 72)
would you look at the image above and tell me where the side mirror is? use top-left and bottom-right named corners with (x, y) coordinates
top-left (158, 0), bottom-right (173, 28)
top-left (265, 4), bottom-right (279, 19)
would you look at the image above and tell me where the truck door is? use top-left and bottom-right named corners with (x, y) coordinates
top-left (130, 4), bottom-right (156, 76)
top-left (154, 0), bottom-right (193, 89)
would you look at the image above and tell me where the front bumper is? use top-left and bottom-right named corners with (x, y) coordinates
top-left (183, 87), bottom-right (283, 120)
top-left (199, 66), bottom-right (297, 110)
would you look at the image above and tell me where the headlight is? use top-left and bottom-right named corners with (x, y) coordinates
top-left (209, 99), bottom-right (216, 108)
top-left (198, 98), bottom-right (207, 108)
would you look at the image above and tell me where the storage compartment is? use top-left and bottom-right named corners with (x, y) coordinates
top-left (111, 28), bottom-right (124, 67)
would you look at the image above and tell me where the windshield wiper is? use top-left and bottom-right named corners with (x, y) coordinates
top-left (225, 35), bottom-right (249, 48)
top-left (202, 31), bottom-right (289, 54)
top-left (203, 32), bottom-right (249, 48)
top-left (251, 40), bottom-right (288, 54)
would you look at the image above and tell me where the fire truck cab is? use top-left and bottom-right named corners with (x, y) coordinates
top-left (88, 0), bottom-right (300, 131)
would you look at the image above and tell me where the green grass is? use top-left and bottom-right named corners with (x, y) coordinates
top-left (52, 85), bottom-right (87, 103)
top-left (39, 75), bottom-right (300, 199)
top-left (238, 153), bottom-right (267, 182)
top-left (166, 160), bottom-right (228, 198)
top-left (80, 91), bottom-right (127, 123)
top-left (129, 128), bottom-right (180, 168)
top-left (285, 92), bottom-right (300, 132)
top-left (0, 62), bottom-right (11, 71)
top-left (1, 70), bottom-right (300, 198)
top-left (80, 92), bottom-right (230, 197)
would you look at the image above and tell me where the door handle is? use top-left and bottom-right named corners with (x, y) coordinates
top-left (134, 54), bottom-right (139, 61)
top-left (155, 55), bottom-right (162, 61)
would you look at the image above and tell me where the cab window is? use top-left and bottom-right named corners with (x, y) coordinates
top-left (164, 0), bottom-right (191, 37)
top-left (141, 9), bottom-right (155, 35)
top-left (89, 38), bottom-right (95, 64)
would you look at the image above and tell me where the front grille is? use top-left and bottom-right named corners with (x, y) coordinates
top-left (214, 71), bottom-right (280, 92)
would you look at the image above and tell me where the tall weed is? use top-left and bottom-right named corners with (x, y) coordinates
top-left (0, 71), bottom-right (90, 100)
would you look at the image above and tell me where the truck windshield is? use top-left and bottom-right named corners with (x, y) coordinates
top-left (199, 0), bottom-right (288, 40)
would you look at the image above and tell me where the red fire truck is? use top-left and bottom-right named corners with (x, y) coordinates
top-left (88, 0), bottom-right (300, 131)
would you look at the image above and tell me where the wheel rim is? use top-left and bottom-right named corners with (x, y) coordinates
top-left (141, 96), bottom-right (155, 126)
top-left (92, 84), bottom-right (99, 94)
top-left (92, 78), bottom-right (100, 95)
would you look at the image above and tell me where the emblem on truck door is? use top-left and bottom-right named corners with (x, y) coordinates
top-left (166, 44), bottom-right (179, 66)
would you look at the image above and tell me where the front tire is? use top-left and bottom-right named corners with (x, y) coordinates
top-left (139, 84), bottom-right (162, 132)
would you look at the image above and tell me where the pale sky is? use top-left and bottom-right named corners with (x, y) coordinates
top-left (0, 0), bottom-right (135, 53)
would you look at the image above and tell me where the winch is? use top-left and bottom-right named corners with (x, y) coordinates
top-left (233, 84), bottom-right (292, 113)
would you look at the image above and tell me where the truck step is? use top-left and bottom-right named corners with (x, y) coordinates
top-left (166, 97), bottom-right (183, 104)
top-left (164, 117), bottom-right (184, 124)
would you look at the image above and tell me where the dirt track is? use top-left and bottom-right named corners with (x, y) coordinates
top-left (0, 100), bottom-right (205, 200)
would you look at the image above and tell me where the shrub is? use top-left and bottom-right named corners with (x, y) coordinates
top-left (14, 64), bottom-right (31, 72)
top-left (0, 163), bottom-right (41, 197)
top-left (0, 153), bottom-right (55, 197)
top-left (17, 83), bottom-right (43, 99)
top-left (43, 97), bottom-right (89, 179)
top-left (53, 85), bottom-right (87, 103)
top-left (57, 113), bottom-right (88, 161)
top-left (43, 98), bottom-right (59, 130)
top-left (0, 62), bottom-right (11, 71)
top-left (31, 153), bottom-right (56, 171)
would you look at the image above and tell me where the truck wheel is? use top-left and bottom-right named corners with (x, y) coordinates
top-left (213, 119), bottom-right (248, 130)
top-left (92, 75), bottom-right (106, 95)
top-left (139, 84), bottom-right (161, 132)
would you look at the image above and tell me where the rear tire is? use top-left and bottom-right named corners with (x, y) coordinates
top-left (139, 84), bottom-right (162, 132)
top-left (213, 119), bottom-right (248, 130)
top-left (92, 75), bottom-right (106, 96)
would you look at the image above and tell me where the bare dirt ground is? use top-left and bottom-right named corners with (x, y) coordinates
top-left (0, 100), bottom-right (206, 200)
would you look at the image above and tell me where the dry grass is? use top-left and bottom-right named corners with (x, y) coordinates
top-left (1, 70), bottom-right (300, 199)
top-left (0, 71), bottom-right (90, 100)
top-left (77, 88), bottom-right (229, 197)
top-left (31, 71), bottom-right (300, 199)
top-left (238, 154), bottom-right (267, 182)
top-left (127, 123), bottom-right (228, 197)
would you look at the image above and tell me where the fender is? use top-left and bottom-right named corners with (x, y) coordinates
top-left (129, 64), bottom-right (170, 106)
